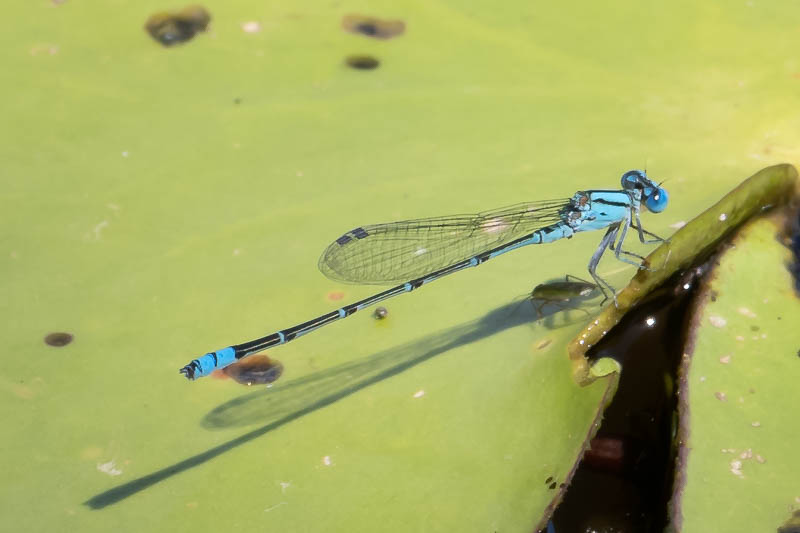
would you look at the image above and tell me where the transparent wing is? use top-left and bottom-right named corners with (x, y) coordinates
top-left (318, 199), bottom-right (569, 284)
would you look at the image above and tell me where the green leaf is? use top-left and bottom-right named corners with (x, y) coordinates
top-left (4, 1), bottom-right (800, 531)
top-left (671, 213), bottom-right (800, 531)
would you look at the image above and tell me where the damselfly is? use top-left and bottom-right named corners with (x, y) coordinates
top-left (180, 169), bottom-right (668, 380)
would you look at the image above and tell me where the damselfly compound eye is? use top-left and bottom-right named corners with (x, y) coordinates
top-left (645, 188), bottom-right (669, 213)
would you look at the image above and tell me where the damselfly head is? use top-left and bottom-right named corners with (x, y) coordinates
top-left (621, 169), bottom-right (668, 213)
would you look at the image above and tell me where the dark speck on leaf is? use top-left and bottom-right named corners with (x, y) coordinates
top-left (144, 5), bottom-right (211, 47)
top-left (44, 332), bottom-right (73, 347)
top-left (341, 14), bottom-right (405, 39)
top-left (346, 55), bottom-right (380, 70)
top-left (356, 23), bottom-right (378, 36)
top-left (223, 355), bottom-right (284, 386)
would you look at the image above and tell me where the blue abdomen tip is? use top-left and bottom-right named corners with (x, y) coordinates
top-left (194, 346), bottom-right (237, 378)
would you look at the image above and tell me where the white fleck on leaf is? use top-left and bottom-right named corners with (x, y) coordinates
top-left (739, 449), bottom-right (753, 460)
top-left (241, 21), bottom-right (262, 33)
top-left (709, 315), bottom-right (727, 328)
top-left (730, 460), bottom-right (744, 477)
top-left (97, 461), bottom-right (122, 476)
top-left (737, 307), bottom-right (757, 318)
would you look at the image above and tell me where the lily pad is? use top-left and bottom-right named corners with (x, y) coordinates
top-left (672, 212), bottom-right (800, 531)
top-left (3, 1), bottom-right (800, 532)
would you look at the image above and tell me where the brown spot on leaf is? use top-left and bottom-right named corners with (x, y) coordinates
top-left (341, 14), bottom-right (405, 39)
top-left (44, 332), bottom-right (73, 347)
top-left (145, 5), bottom-right (211, 47)
top-left (223, 355), bottom-right (284, 386)
top-left (345, 55), bottom-right (380, 70)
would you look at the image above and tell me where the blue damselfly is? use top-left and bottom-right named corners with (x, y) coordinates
top-left (180, 170), bottom-right (668, 380)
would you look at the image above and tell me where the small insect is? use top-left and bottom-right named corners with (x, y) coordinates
top-left (529, 275), bottom-right (600, 318)
top-left (181, 170), bottom-right (668, 380)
